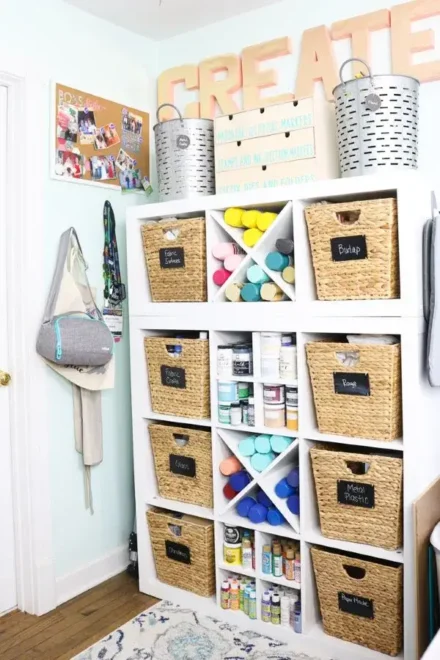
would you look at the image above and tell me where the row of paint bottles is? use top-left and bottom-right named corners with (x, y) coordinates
top-left (261, 588), bottom-right (301, 632)
top-left (221, 575), bottom-right (257, 619)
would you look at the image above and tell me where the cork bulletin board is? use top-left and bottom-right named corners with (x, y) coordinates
top-left (52, 83), bottom-right (150, 190)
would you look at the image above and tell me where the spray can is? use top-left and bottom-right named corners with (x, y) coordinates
top-left (221, 580), bottom-right (230, 609)
top-left (249, 590), bottom-right (257, 619)
top-left (271, 593), bottom-right (281, 625)
top-left (261, 591), bottom-right (272, 623)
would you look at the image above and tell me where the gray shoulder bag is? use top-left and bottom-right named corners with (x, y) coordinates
top-left (36, 228), bottom-right (114, 367)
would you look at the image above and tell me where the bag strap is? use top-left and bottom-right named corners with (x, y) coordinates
top-left (103, 201), bottom-right (126, 306)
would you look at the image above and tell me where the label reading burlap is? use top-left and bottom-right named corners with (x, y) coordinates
top-left (331, 235), bottom-right (367, 262)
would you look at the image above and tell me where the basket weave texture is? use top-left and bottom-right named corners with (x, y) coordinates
top-left (141, 218), bottom-right (207, 302)
top-left (311, 547), bottom-right (403, 656)
top-left (147, 507), bottom-right (215, 597)
top-left (310, 445), bottom-right (403, 549)
top-left (305, 198), bottom-right (399, 300)
top-left (149, 424), bottom-right (213, 508)
top-left (306, 341), bottom-right (402, 440)
top-left (145, 337), bottom-right (210, 419)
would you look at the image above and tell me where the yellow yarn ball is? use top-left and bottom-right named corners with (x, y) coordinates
top-left (242, 209), bottom-right (262, 229)
top-left (224, 207), bottom-right (244, 228)
top-left (257, 211), bottom-right (278, 232)
top-left (243, 227), bottom-right (263, 247)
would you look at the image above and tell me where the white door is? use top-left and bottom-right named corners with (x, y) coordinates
top-left (0, 84), bottom-right (17, 615)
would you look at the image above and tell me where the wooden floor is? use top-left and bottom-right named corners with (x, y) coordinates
top-left (0, 572), bottom-right (158, 660)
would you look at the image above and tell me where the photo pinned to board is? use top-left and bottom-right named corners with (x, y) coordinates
top-left (115, 148), bottom-right (135, 172)
top-left (78, 109), bottom-right (97, 145)
top-left (54, 149), bottom-right (84, 179)
top-left (94, 123), bottom-right (121, 150)
top-left (121, 108), bottom-right (143, 153)
top-left (119, 165), bottom-right (143, 193)
top-left (90, 155), bottom-right (117, 181)
top-left (57, 105), bottom-right (78, 144)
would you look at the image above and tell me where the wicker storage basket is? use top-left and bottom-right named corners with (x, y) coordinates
top-left (306, 341), bottom-right (402, 440)
top-left (145, 336), bottom-right (210, 419)
top-left (147, 507), bottom-right (215, 597)
top-left (310, 445), bottom-right (403, 549)
top-left (141, 218), bottom-right (207, 302)
top-left (305, 198), bottom-right (399, 300)
top-left (149, 424), bottom-right (213, 508)
top-left (311, 547), bottom-right (403, 656)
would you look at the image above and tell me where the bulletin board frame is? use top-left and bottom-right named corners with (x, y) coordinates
top-left (50, 82), bottom-right (150, 190)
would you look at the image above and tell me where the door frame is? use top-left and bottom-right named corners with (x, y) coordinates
top-left (0, 63), bottom-right (57, 615)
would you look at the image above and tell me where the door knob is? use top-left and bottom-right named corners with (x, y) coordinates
top-left (0, 370), bottom-right (11, 386)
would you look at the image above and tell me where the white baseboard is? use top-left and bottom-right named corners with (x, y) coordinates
top-left (56, 545), bottom-right (129, 606)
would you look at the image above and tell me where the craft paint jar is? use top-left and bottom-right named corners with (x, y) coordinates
top-left (224, 525), bottom-right (241, 544)
top-left (261, 332), bottom-right (282, 357)
top-left (261, 357), bottom-right (280, 379)
top-left (286, 386), bottom-right (298, 407)
top-left (224, 542), bottom-right (242, 566)
top-left (238, 382), bottom-right (249, 399)
top-left (264, 403), bottom-right (286, 428)
top-left (263, 383), bottom-right (285, 405)
top-left (280, 345), bottom-right (297, 381)
top-left (230, 402), bottom-right (242, 426)
top-left (218, 402), bottom-right (231, 425)
top-left (233, 344), bottom-right (253, 376)
top-left (218, 381), bottom-right (239, 402)
top-left (217, 345), bottom-right (233, 378)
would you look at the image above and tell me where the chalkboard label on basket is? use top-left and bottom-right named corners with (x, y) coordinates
top-left (161, 365), bottom-right (186, 388)
top-left (331, 235), bottom-right (367, 262)
top-left (337, 480), bottom-right (375, 509)
top-left (338, 592), bottom-right (374, 619)
top-left (159, 247), bottom-right (185, 269)
top-left (176, 134), bottom-right (191, 150)
top-left (170, 454), bottom-right (196, 478)
top-left (333, 372), bottom-right (370, 396)
top-left (165, 540), bottom-right (191, 565)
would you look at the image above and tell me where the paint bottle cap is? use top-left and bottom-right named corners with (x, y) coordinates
top-left (222, 581), bottom-right (230, 589)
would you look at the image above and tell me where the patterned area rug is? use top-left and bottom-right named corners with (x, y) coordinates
top-left (72, 600), bottom-right (325, 660)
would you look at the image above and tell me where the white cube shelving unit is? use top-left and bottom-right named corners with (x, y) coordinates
top-left (127, 172), bottom-right (440, 660)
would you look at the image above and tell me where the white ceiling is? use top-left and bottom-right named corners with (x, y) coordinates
top-left (65, 0), bottom-right (282, 40)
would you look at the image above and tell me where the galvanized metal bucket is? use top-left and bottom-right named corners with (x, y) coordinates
top-left (154, 103), bottom-right (215, 202)
top-left (333, 58), bottom-right (419, 177)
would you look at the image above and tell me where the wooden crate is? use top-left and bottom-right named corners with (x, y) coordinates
top-left (214, 94), bottom-right (339, 190)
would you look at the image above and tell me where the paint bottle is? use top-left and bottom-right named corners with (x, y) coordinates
top-left (225, 282), bottom-right (243, 302)
top-left (242, 533), bottom-right (253, 570)
top-left (217, 345), bottom-right (233, 378)
top-left (230, 581), bottom-right (240, 611)
top-left (261, 591), bottom-right (272, 623)
top-left (271, 593), bottom-right (281, 625)
top-left (262, 544), bottom-right (272, 574)
top-left (285, 545), bottom-right (295, 581)
top-left (294, 600), bottom-right (302, 633)
top-left (248, 397), bottom-right (255, 426)
top-left (249, 590), bottom-right (257, 619)
top-left (240, 582), bottom-right (247, 611)
top-left (230, 402), bottom-right (242, 426)
top-left (272, 540), bottom-right (283, 578)
top-left (294, 551), bottom-right (301, 584)
top-left (281, 596), bottom-right (291, 627)
top-left (221, 580), bottom-right (230, 609)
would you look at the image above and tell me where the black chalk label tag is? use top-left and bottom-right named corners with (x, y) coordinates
top-left (331, 235), bottom-right (367, 262)
top-left (170, 454), bottom-right (196, 478)
top-left (334, 372), bottom-right (370, 396)
top-left (165, 540), bottom-right (191, 564)
top-left (161, 365), bottom-right (186, 388)
top-left (337, 480), bottom-right (375, 509)
top-left (338, 592), bottom-right (374, 619)
top-left (160, 247), bottom-right (185, 268)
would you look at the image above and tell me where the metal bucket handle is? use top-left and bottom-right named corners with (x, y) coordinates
top-left (156, 103), bottom-right (184, 125)
top-left (339, 58), bottom-right (375, 90)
